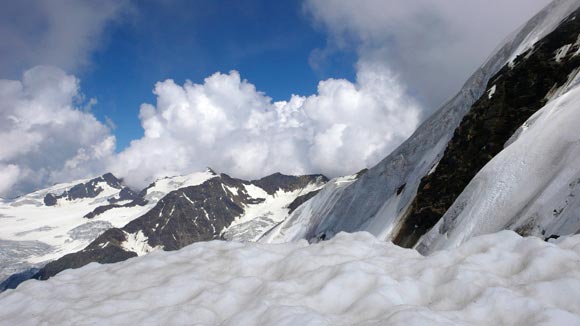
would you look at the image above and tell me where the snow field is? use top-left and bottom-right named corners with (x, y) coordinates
top-left (1, 231), bottom-right (580, 325)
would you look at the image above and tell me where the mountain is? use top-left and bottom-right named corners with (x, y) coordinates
top-left (0, 170), bottom-right (231, 283)
top-left (261, 0), bottom-right (580, 250)
top-left (0, 169), bottom-right (325, 284)
top-left (402, 8), bottom-right (580, 251)
top-left (0, 172), bottom-right (147, 282)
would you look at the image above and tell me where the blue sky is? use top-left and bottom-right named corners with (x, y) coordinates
top-left (81, 0), bottom-right (356, 150)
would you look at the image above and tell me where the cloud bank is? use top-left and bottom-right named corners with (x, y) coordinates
top-left (0, 64), bottom-right (420, 196)
top-left (0, 0), bottom-right (128, 77)
top-left (110, 63), bottom-right (421, 188)
top-left (304, 0), bottom-right (552, 109)
top-left (0, 67), bottom-right (114, 197)
top-left (0, 1), bottom-right (557, 196)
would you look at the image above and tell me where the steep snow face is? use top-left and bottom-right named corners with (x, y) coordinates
top-left (260, 173), bottom-right (361, 243)
top-left (140, 170), bottom-right (217, 203)
top-left (2, 231), bottom-right (580, 325)
top-left (222, 180), bottom-right (326, 242)
top-left (417, 82), bottom-right (580, 254)
top-left (506, 0), bottom-right (580, 65)
top-left (0, 170), bottom-right (216, 281)
top-left (264, 0), bottom-right (580, 244)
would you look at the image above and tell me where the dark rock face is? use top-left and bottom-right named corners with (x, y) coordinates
top-left (393, 9), bottom-right (580, 248)
top-left (83, 189), bottom-right (147, 219)
top-left (251, 173), bottom-right (328, 195)
top-left (287, 189), bottom-right (322, 214)
top-left (0, 268), bottom-right (41, 292)
top-left (35, 229), bottom-right (137, 280)
top-left (108, 187), bottom-right (139, 204)
top-left (124, 174), bottom-right (251, 250)
top-left (34, 172), bottom-right (325, 280)
top-left (43, 194), bottom-right (57, 206)
top-left (43, 173), bottom-right (125, 206)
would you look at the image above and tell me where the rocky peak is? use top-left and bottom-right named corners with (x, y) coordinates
top-left (43, 173), bottom-right (126, 206)
top-left (251, 173), bottom-right (328, 195)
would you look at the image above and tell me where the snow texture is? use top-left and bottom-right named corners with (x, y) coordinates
top-left (223, 181), bottom-right (325, 242)
top-left (418, 79), bottom-right (580, 254)
top-left (1, 231), bottom-right (580, 325)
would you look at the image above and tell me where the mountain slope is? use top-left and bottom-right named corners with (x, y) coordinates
top-left (394, 7), bottom-right (580, 248)
top-left (262, 0), bottom-right (580, 245)
top-left (34, 173), bottom-right (326, 280)
top-left (0, 170), bottom-right (216, 283)
top-left (418, 70), bottom-right (580, 254)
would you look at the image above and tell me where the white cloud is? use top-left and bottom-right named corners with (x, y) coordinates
top-left (1, 1), bottom-right (556, 196)
top-left (304, 0), bottom-right (552, 109)
top-left (0, 66), bottom-right (115, 198)
top-left (0, 0), bottom-right (129, 77)
top-left (110, 63), bottom-right (421, 188)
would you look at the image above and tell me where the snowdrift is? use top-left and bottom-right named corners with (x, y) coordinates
top-left (1, 231), bottom-right (580, 325)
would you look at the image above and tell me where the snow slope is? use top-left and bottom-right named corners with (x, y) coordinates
top-left (0, 171), bottom-right (216, 280)
top-left (417, 78), bottom-right (580, 254)
top-left (262, 0), bottom-right (580, 244)
top-left (222, 180), bottom-right (325, 242)
top-left (1, 231), bottom-right (580, 325)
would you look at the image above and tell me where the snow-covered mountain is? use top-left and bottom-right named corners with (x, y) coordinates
top-left (262, 0), bottom-right (580, 250)
top-left (0, 170), bottom-right (218, 282)
top-left (0, 169), bottom-right (325, 287)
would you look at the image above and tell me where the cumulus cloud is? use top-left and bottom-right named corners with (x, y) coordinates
top-left (304, 0), bottom-right (552, 109)
top-left (0, 66), bottom-right (115, 197)
top-left (0, 0), bottom-right (129, 77)
top-left (109, 63), bottom-right (421, 188)
top-left (1, 1), bottom-right (556, 195)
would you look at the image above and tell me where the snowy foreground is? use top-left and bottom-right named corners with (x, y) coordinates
top-left (1, 232), bottom-right (580, 325)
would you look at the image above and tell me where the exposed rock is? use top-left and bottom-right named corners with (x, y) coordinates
top-left (43, 173), bottom-right (125, 206)
top-left (287, 189), bottom-right (322, 214)
top-left (393, 8), bottom-right (580, 248)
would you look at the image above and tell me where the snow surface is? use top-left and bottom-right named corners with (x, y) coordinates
top-left (120, 231), bottom-right (158, 256)
top-left (223, 180), bottom-right (325, 242)
top-left (487, 85), bottom-right (497, 99)
top-left (141, 170), bottom-right (217, 203)
top-left (260, 174), bottom-right (359, 243)
top-left (1, 231), bottom-right (580, 325)
top-left (418, 81), bottom-right (580, 254)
